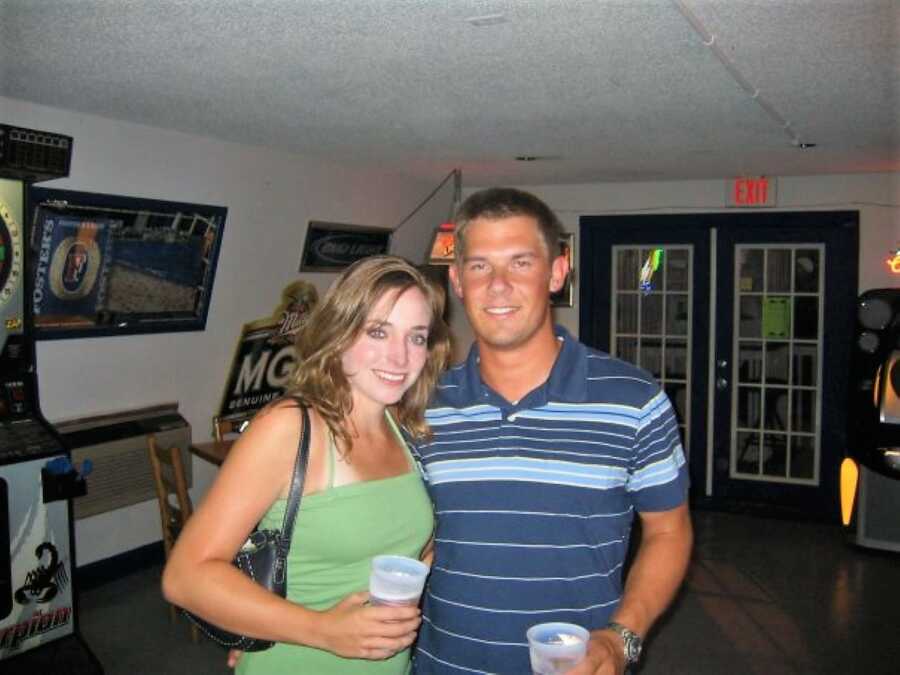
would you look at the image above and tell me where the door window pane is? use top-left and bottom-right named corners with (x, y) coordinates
top-left (765, 342), bottom-right (790, 385)
top-left (665, 340), bottom-right (688, 379)
top-left (738, 342), bottom-right (763, 383)
top-left (791, 389), bottom-right (815, 433)
top-left (616, 337), bottom-right (638, 365)
top-left (616, 293), bottom-right (638, 333)
top-left (617, 249), bottom-right (640, 290)
top-left (791, 436), bottom-right (815, 479)
top-left (738, 249), bottom-right (764, 292)
top-left (666, 294), bottom-right (689, 335)
top-left (736, 432), bottom-right (761, 474)
top-left (764, 388), bottom-right (789, 431)
top-left (792, 345), bottom-right (818, 387)
top-left (763, 296), bottom-right (791, 339)
top-left (795, 249), bottom-right (820, 293)
top-left (762, 433), bottom-right (788, 477)
top-left (737, 387), bottom-right (761, 429)
top-left (641, 293), bottom-right (663, 335)
top-left (640, 338), bottom-right (662, 378)
top-left (666, 249), bottom-right (689, 291)
top-left (793, 297), bottom-right (819, 340)
top-left (766, 249), bottom-right (792, 292)
top-left (739, 296), bottom-right (762, 338)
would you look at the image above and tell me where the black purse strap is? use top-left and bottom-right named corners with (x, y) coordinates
top-left (277, 405), bottom-right (311, 550)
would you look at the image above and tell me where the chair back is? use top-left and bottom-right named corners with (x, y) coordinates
top-left (147, 435), bottom-right (193, 558)
top-left (212, 415), bottom-right (249, 442)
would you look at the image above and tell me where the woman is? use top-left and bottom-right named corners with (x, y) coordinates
top-left (163, 256), bottom-right (451, 674)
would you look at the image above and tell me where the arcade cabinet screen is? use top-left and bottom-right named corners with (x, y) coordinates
top-left (28, 187), bottom-right (226, 339)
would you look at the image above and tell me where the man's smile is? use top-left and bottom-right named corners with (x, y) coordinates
top-left (484, 306), bottom-right (518, 316)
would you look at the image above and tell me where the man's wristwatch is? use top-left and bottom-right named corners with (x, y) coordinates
top-left (603, 621), bottom-right (643, 665)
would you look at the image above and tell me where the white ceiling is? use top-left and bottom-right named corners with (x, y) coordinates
top-left (1, 0), bottom-right (897, 186)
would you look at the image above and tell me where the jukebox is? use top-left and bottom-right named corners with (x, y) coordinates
top-left (0, 126), bottom-right (102, 671)
top-left (842, 288), bottom-right (900, 551)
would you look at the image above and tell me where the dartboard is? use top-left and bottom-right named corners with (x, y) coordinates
top-left (0, 199), bottom-right (23, 308)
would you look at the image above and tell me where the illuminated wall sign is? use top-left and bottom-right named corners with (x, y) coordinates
top-left (427, 222), bottom-right (456, 265)
top-left (887, 249), bottom-right (900, 275)
top-left (299, 221), bottom-right (391, 272)
top-left (726, 176), bottom-right (777, 208)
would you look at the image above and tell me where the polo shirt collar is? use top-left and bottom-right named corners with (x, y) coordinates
top-left (460, 325), bottom-right (588, 406)
top-left (547, 325), bottom-right (589, 403)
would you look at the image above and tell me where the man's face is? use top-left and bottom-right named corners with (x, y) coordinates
top-left (449, 214), bottom-right (568, 352)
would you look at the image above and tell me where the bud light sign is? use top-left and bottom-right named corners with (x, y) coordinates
top-left (299, 221), bottom-right (391, 272)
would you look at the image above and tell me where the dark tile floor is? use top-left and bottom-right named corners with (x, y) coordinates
top-left (69, 510), bottom-right (899, 674)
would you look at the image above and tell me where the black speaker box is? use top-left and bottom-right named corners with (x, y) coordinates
top-left (0, 124), bottom-right (72, 183)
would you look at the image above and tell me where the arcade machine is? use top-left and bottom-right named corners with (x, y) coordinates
top-left (0, 125), bottom-right (103, 672)
top-left (841, 287), bottom-right (900, 551)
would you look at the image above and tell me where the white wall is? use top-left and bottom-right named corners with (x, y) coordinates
top-left (445, 174), bottom-right (899, 354)
top-left (6, 94), bottom-right (897, 564)
top-left (1, 96), bottom-right (440, 565)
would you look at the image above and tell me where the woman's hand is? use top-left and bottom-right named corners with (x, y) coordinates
top-left (315, 592), bottom-right (421, 660)
top-left (226, 649), bottom-right (243, 668)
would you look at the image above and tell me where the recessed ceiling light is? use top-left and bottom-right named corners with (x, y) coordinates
top-left (466, 14), bottom-right (507, 27)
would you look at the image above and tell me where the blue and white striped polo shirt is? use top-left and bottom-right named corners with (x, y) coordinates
top-left (411, 326), bottom-right (688, 674)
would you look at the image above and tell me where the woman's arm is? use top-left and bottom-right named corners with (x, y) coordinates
top-left (162, 402), bottom-right (420, 658)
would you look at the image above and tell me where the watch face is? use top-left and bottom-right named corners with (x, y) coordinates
top-left (625, 635), bottom-right (643, 663)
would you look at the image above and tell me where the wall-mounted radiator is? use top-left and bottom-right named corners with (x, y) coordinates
top-left (54, 403), bottom-right (192, 519)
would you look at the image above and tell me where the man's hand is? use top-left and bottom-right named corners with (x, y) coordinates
top-left (565, 629), bottom-right (625, 675)
top-left (226, 649), bottom-right (243, 668)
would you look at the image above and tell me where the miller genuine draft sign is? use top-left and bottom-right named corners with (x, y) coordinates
top-left (218, 280), bottom-right (319, 422)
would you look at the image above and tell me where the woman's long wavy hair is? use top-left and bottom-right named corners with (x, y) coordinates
top-left (286, 255), bottom-right (451, 452)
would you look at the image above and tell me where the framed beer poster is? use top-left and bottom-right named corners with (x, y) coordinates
top-left (218, 280), bottom-right (319, 423)
top-left (28, 187), bottom-right (227, 339)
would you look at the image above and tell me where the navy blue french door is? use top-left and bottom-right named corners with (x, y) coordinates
top-left (580, 211), bottom-right (858, 521)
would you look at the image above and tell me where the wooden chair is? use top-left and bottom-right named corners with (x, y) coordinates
top-left (212, 415), bottom-right (248, 442)
top-left (147, 435), bottom-right (199, 643)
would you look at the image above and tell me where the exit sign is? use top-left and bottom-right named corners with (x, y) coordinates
top-left (727, 176), bottom-right (777, 208)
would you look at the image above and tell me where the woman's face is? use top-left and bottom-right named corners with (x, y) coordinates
top-left (341, 286), bottom-right (432, 410)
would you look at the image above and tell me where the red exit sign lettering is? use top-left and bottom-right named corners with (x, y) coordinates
top-left (727, 176), bottom-right (777, 208)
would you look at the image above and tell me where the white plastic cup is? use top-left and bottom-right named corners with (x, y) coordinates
top-left (526, 622), bottom-right (590, 675)
top-left (369, 555), bottom-right (429, 607)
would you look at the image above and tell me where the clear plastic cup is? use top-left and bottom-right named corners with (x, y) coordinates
top-left (369, 555), bottom-right (429, 606)
top-left (526, 622), bottom-right (590, 675)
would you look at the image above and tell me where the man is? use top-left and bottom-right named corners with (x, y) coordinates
top-left (412, 188), bottom-right (692, 674)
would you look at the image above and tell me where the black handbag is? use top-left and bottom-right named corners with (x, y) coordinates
top-left (183, 405), bottom-right (310, 651)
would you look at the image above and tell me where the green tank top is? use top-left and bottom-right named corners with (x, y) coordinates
top-left (237, 412), bottom-right (433, 675)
